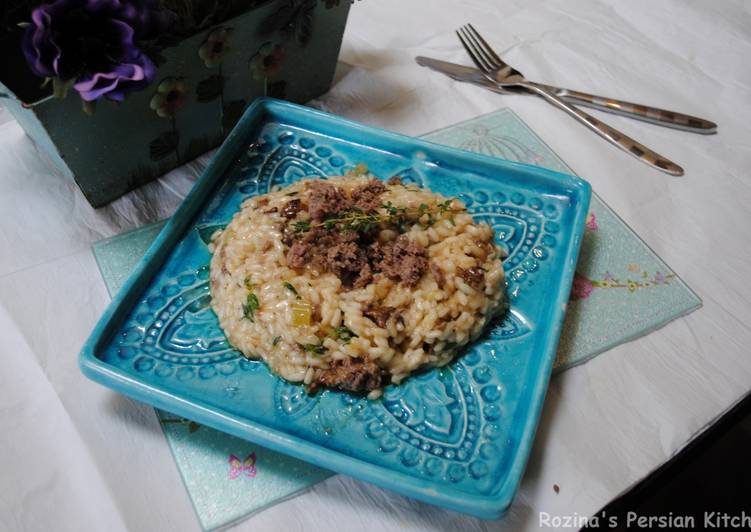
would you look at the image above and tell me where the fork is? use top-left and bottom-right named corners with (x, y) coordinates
top-left (456, 24), bottom-right (683, 176)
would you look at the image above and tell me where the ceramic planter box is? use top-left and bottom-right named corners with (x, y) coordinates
top-left (0, 1), bottom-right (350, 207)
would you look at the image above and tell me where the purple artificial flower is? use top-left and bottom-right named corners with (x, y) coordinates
top-left (21, 0), bottom-right (176, 102)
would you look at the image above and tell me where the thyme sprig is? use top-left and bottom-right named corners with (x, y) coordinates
top-left (292, 200), bottom-right (464, 235)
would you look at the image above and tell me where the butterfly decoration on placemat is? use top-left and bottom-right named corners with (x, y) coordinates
top-left (228, 452), bottom-right (257, 479)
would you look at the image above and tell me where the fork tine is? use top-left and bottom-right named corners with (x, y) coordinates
top-left (459, 26), bottom-right (497, 72)
top-left (456, 29), bottom-right (491, 73)
top-left (465, 24), bottom-right (504, 68)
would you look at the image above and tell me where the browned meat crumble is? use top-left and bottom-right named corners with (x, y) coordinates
top-left (316, 356), bottom-right (386, 393)
top-left (459, 266), bottom-right (486, 290)
top-left (363, 305), bottom-right (397, 328)
top-left (377, 234), bottom-right (429, 287)
top-left (284, 179), bottom-right (433, 290)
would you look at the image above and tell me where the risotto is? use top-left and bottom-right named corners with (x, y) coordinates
top-left (209, 175), bottom-right (506, 398)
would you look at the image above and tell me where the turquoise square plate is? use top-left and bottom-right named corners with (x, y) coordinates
top-left (80, 98), bottom-right (591, 519)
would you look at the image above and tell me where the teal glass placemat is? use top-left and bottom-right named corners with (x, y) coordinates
top-left (91, 108), bottom-right (701, 529)
top-left (422, 109), bottom-right (702, 371)
top-left (93, 222), bottom-right (334, 531)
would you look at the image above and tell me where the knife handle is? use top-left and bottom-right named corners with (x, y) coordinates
top-left (523, 83), bottom-right (684, 175)
top-left (535, 83), bottom-right (717, 134)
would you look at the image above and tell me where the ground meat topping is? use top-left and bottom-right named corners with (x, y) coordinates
top-left (387, 175), bottom-right (402, 186)
top-left (377, 235), bottom-right (429, 287)
top-left (307, 181), bottom-right (349, 221)
top-left (363, 305), bottom-right (396, 328)
top-left (351, 179), bottom-right (386, 213)
top-left (316, 357), bottom-right (385, 393)
top-left (286, 239), bottom-right (311, 269)
top-left (459, 266), bottom-right (486, 290)
top-left (281, 198), bottom-right (302, 219)
top-left (286, 227), bottom-right (372, 287)
top-left (366, 241), bottom-right (387, 269)
top-left (283, 180), bottom-right (432, 289)
top-left (324, 242), bottom-right (372, 288)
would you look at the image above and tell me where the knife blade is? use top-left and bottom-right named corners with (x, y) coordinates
top-left (416, 56), bottom-right (717, 134)
top-left (416, 56), bottom-right (504, 89)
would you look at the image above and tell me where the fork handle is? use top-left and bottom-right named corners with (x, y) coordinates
top-left (533, 82), bottom-right (717, 134)
top-left (523, 83), bottom-right (684, 176)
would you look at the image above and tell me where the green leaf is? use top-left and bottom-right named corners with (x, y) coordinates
top-left (149, 131), bottom-right (179, 162)
top-left (272, 336), bottom-right (282, 346)
top-left (196, 75), bottom-right (224, 103)
top-left (299, 342), bottom-right (326, 355)
top-left (242, 293), bottom-right (260, 321)
top-left (294, 0), bottom-right (316, 47)
top-left (81, 99), bottom-right (96, 115)
top-left (293, 220), bottom-right (311, 233)
top-left (329, 325), bottom-right (358, 344)
top-left (17, 21), bottom-right (31, 28)
top-left (52, 77), bottom-right (74, 99)
top-left (282, 281), bottom-right (300, 298)
top-left (260, 1), bottom-right (298, 35)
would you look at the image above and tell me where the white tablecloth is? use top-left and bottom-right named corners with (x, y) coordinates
top-left (2, 1), bottom-right (750, 530)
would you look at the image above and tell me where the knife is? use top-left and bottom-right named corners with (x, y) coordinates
top-left (416, 56), bottom-right (717, 134)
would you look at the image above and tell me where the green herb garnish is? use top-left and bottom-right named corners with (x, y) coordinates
top-left (285, 191), bottom-right (298, 196)
top-left (272, 336), bottom-right (281, 346)
top-left (242, 293), bottom-right (260, 322)
top-left (299, 342), bottom-right (326, 355)
top-left (293, 220), bottom-right (311, 233)
top-left (289, 201), bottom-right (465, 236)
top-left (282, 281), bottom-right (300, 299)
top-left (244, 276), bottom-right (255, 290)
top-left (329, 325), bottom-right (358, 344)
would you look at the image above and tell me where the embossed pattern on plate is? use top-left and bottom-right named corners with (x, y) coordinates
top-left (80, 98), bottom-right (590, 519)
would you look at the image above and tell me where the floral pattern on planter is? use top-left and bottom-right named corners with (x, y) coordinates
top-left (250, 42), bottom-right (285, 80)
top-left (196, 26), bottom-right (236, 135)
top-left (150, 77), bottom-right (190, 117)
top-left (149, 77), bottom-right (189, 163)
top-left (199, 26), bottom-right (233, 68)
top-left (262, 0), bottom-right (316, 47)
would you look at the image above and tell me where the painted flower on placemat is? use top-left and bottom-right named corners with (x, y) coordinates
top-left (199, 26), bottom-right (233, 68)
top-left (585, 212), bottom-right (598, 231)
top-left (150, 77), bottom-right (189, 118)
top-left (250, 42), bottom-right (285, 80)
top-left (21, 0), bottom-right (176, 107)
top-left (228, 453), bottom-right (257, 479)
top-left (570, 274), bottom-right (594, 300)
top-left (570, 268), bottom-right (678, 301)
